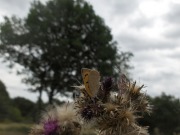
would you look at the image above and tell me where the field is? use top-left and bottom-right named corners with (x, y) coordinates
top-left (0, 123), bottom-right (31, 135)
top-left (0, 123), bottom-right (97, 135)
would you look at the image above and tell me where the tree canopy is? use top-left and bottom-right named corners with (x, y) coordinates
top-left (0, 0), bottom-right (133, 104)
top-left (139, 93), bottom-right (180, 135)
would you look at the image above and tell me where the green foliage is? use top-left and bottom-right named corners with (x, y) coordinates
top-left (0, 80), bottom-right (22, 122)
top-left (12, 97), bottom-right (38, 122)
top-left (0, 80), bottom-right (11, 120)
top-left (139, 93), bottom-right (180, 135)
top-left (0, 80), bottom-right (9, 99)
top-left (0, 0), bottom-right (133, 104)
top-left (8, 107), bottom-right (23, 122)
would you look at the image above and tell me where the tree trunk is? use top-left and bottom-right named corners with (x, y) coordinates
top-left (38, 89), bottom-right (42, 110)
top-left (48, 89), bottom-right (54, 104)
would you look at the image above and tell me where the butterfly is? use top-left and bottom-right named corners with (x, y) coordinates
top-left (81, 68), bottom-right (100, 97)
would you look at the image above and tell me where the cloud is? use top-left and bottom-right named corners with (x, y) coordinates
top-left (116, 31), bottom-right (179, 52)
top-left (165, 3), bottom-right (180, 24)
top-left (128, 15), bottom-right (154, 29)
top-left (87, 0), bottom-right (140, 16)
top-left (163, 3), bottom-right (180, 39)
top-left (0, 0), bottom-right (31, 21)
top-left (130, 47), bottom-right (180, 98)
top-left (87, 0), bottom-right (180, 98)
top-left (164, 25), bottom-right (180, 38)
top-left (107, 0), bottom-right (180, 98)
top-left (109, 0), bottom-right (140, 15)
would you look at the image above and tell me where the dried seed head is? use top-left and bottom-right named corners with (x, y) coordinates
top-left (81, 106), bottom-right (94, 121)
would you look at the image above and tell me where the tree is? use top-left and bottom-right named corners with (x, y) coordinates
top-left (139, 93), bottom-right (180, 135)
top-left (0, 0), bottom-right (133, 104)
top-left (152, 93), bottom-right (180, 135)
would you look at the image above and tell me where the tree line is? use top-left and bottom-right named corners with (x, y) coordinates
top-left (0, 80), bottom-right (180, 135)
top-left (0, 80), bottom-right (64, 123)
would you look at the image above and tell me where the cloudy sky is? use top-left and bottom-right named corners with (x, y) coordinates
top-left (0, 0), bottom-right (180, 102)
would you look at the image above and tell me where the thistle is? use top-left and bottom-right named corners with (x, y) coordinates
top-left (75, 69), bottom-right (152, 135)
top-left (29, 104), bottom-right (81, 135)
top-left (30, 68), bottom-right (151, 135)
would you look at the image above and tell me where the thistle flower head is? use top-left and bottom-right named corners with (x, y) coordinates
top-left (103, 77), bottom-right (113, 91)
top-left (43, 119), bottom-right (59, 135)
top-left (81, 106), bottom-right (94, 121)
top-left (97, 77), bottom-right (113, 102)
top-left (30, 103), bottom-right (81, 135)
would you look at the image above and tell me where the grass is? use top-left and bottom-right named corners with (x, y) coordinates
top-left (0, 123), bottom-right (31, 135)
top-left (0, 123), bottom-right (97, 135)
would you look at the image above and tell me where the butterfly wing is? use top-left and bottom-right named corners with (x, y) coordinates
top-left (81, 68), bottom-right (91, 96)
top-left (81, 68), bottom-right (100, 97)
top-left (88, 70), bottom-right (100, 97)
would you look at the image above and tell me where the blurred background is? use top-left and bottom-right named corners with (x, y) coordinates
top-left (0, 0), bottom-right (180, 135)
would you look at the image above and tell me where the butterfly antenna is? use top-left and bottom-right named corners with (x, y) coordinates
top-left (72, 78), bottom-right (82, 85)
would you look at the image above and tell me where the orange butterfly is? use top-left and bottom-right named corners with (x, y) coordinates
top-left (81, 68), bottom-right (100, 97)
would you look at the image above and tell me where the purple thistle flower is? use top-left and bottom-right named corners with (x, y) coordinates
top-left (97, 77), bottom-right (113, 102)
top-left (43, 119), bottom-right (58, 135)
top-left (103, 77), bottom-right (112, 91)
